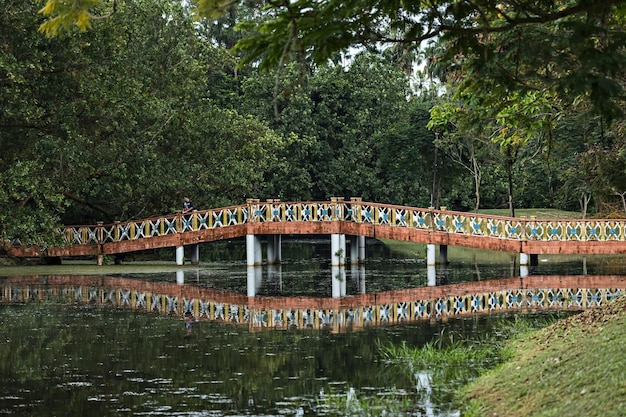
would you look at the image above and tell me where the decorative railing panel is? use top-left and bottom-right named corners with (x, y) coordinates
top-left (23, 200), bottom-right (625, 251)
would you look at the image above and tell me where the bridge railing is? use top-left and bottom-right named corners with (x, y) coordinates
top-left (348, 201), bottom-right (528, 239)
top-left (58, 199), bottom-right (626, 246)
top-left (347, 201), bottom-right (626, 242)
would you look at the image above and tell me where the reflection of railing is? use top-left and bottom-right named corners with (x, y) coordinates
top-left (2, 275), bottom-right (624, 332)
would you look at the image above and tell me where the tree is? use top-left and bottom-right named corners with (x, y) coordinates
top-left (38, 1), bottom-right (626, 120)
top-left (428, 102), bottom-right (499, 212)
top-left (1, 0), bottom-right (285, 245)
top-left (238, 53), bottom-right (417, 203)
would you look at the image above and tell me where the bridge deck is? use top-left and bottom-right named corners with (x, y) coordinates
top-left (7, 199), bottom-right (626, 258)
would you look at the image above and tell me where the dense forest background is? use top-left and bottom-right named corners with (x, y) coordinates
top-left (2, 0), bottom-right (626, 245)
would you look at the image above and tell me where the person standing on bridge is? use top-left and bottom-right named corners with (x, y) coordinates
top-left (182, 196), bottom-right (195, 214)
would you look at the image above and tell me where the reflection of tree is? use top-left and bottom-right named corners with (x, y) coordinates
top-left (0, 303), bottom-right (419, 414)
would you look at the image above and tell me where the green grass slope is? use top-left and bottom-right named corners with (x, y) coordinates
top-left (464, 296), bottom-right (626, 416)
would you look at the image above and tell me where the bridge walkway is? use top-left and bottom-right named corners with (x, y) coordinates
top-left (6, 198), bottom-right (626, 287)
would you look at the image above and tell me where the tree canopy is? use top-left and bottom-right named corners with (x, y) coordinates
top-left (2, 0), bottom-right (626, 249)
top-left (38, 1), bottom-right (626, 121)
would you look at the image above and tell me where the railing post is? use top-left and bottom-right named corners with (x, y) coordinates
top-left (336, 197), bottom-right (344, 220)
top-left (428, 207), bottom-right (435, 230)
top-left (176, 212), bottom-right (183, 233)
top-left (114, 221), bottom-right (121, 242)
top-left (97, 222), bottom-right (104, 245)
top-left (97, 221), bottom-right (104, 266)
top-left (266, 199), bottom-right (274, 221)
top-left (247, 198), bottom-right (260, 223)
top-left (599, 219), bottom-right (605, 241)
top-left (327, 196), bottom-right (344, 220)
top-left (145, 218), bottom-right (151, 237)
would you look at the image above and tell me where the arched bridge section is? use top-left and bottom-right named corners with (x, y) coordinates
top-left (7, 198), bottom-right (626, 259)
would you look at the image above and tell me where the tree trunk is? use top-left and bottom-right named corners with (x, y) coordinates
top-left (430, 144), bottom-right (439, 208)
top-left (506, 146), bottom-right (515, 217)
top-left (579, 192), bottom-right (591, 219)
top-left (472, 152), bottom-right (481, 213)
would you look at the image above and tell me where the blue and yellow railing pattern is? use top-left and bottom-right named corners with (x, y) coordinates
top-left (58, 199), bottom-right (626, 248)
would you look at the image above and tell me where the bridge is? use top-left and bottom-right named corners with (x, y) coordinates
top-left (2, 274), bottom-right (625, 332)
top-left (7, 198), bottom-right (626, 270)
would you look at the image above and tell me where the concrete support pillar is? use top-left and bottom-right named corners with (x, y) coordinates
top-left (427, 265), bottom-right (437, 286)
top-left (358, 235), bottom-right (366, 264)
top-left (246, 266), bottom-right (262, 297)
top-left (267, 236), bottom-right (276, 265)
top-left (97, 255), bottom-right (103, 266)
top-left (350, 236), bottom-right (358, 265)
top-left (520, 252), bottom-right (529, 278)
top-left (176, 245), bottom-right (184, 266)
top-left (267, 235), bottom-right (282, 265)
top-left (331, 265), bottom-right (346, 298)
top-left (439, 245), bottom-right (448, 264)
top-left (348, 235), bottom-right (365, 265)
top-left (427, 244), bottom-right (436, 267)
top-left (331, 233), bottom-right (341, 267)
top-left (246, 234), bottom-right (262, 267)
top-left (331, 233), bottom-right (346, 298)
top-left (190, 244), bottom-right (200, 265)
top-left (427, 243), bottom-right (437, 285)
top-left (339, 234), bottom-right (346, 266)
top-left (176, 269), bottom-right (184, 285)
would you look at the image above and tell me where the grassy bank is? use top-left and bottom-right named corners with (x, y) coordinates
top-left (478, 208), bottom-right (582, 219)
top-left (464, 296), bottom-right (626, 416)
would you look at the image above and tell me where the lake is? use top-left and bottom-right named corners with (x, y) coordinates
top-left (1, 237), bottom-right (624, 416)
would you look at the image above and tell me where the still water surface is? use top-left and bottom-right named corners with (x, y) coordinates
top-left (1, 238), bottom-right (623, 416)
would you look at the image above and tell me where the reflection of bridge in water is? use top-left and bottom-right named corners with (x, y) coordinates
top-left (3, 275), bottom-right (624, 332)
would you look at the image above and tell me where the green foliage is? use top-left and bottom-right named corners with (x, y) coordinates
top-left (2, 0), bottom-right (285, 244)
top-left (0, 161), bottom-right (67, 246)
top-left (8, 0), bottom-right (626, 249)
top-left (317, 386), bottom-right (414, 416)
top-left (37, 0), bottom-right (105, 37)
top-left (36, 1), bottom-right (626, 118)
top-left (237, 54), bottom-right (425, 204)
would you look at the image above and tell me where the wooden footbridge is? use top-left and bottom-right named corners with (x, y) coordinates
top-left (7, 198), bottom-right (626, 265)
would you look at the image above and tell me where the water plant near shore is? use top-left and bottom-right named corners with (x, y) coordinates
top-left (318, 313), bottom-right (567, 416)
